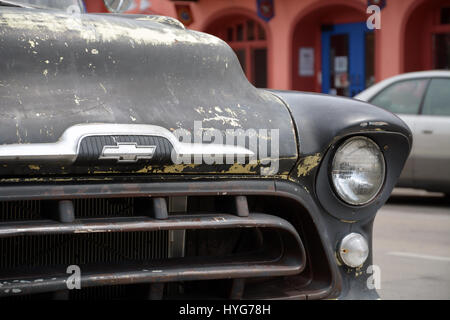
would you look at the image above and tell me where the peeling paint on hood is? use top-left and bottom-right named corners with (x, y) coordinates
top-left (0, 7), bottom-right (298, 177)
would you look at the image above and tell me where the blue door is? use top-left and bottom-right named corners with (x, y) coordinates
top-left (321, 22), bottom-right (373, 97)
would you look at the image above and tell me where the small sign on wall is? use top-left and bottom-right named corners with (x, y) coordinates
top-left (334, 56), bottom-right (348, 73)
top-left (299, 47), bottom-right (314, 77)
top-left (176, 4), bottom-right (194, 26)
top-left (257, 0), bottom-right (275, 22)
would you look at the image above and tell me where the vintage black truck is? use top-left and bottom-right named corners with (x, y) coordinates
top-left (0, 1), bottom-right (411, 299)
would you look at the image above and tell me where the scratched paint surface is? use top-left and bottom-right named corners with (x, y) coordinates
top-left (0, 7), bottom-right (298, 176)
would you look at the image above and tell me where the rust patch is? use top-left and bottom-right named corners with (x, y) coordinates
top-left (296, 153), bottom-right (321, 177)
top-left (221, 163), bottom-right (259, 174)
top-left (134, 163), bottom-right (199, 174)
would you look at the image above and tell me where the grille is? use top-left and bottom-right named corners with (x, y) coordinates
top-left (0, 198), bottom-right (136, 221)
top-left (0, 200), bottom-right (42, 221)
top-left (0, 231), bottom-right (168, 270)
top-left (0, 188), bottom-right (329, 300)
top-left (73, 198), bottom-right (134, 218)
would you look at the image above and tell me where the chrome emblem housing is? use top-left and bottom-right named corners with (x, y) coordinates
top-left (0, 123), bottom-right (253, 164)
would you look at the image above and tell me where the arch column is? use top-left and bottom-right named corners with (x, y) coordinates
top-left (375, 0), bottom-right (410, 80)
top-left (267, 19), bottom-right (291, 90)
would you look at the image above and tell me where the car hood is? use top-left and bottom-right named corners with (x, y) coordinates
top-left (0, 8), bottom-right (298, 178)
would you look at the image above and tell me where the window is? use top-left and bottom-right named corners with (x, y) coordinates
top-left (370, 79), bottom-right (429, 114)
top-left (433, 7), bottom-right (450, 69)
top-left (422, 78), bottom-right (450, 116)
top-left (206, 17), bottom-right (267, 88)
top-left (252, 48), bottom-right (267, 88)
top-left (441, 7), bottom-right (450, 24)
top-left (365, 32), bottom-right (375, 88)
top-left (434, 33), bottom-right (450, 69)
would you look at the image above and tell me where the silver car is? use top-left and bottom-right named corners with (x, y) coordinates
top-left (355, 71), bottom-right (450, 195)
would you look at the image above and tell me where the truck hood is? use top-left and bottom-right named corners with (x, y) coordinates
top-left (0, 8), bottom-right (297, 177)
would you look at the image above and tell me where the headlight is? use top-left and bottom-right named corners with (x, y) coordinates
top-left (331, 136), bottom-right (385, 205)
top-left (339, 233), bottom-right (369, 268)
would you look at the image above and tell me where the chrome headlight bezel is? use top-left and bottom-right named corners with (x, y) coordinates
top-left (330, 136), bottom-right (386, 206)
top-left (315, 131), bottom-right (410, 222)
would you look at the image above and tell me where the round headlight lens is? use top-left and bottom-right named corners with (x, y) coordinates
top-left (331, 136), bottom-right (385, 205)
top-left (339, 233), bottom-right (369, 268)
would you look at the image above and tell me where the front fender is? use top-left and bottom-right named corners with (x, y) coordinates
top-left (270, 90), bottom-right (412, 299)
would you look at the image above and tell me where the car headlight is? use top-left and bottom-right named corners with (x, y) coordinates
top-left (339, 233), bottom-right (369, 267)
top-left (331, 136), bottom-right (385, 205)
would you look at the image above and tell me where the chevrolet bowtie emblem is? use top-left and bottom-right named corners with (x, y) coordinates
top-left (99, 142), bottom-right (157, 163)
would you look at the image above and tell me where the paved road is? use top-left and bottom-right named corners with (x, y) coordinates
top-left (373, 188), bottom-right (450, 300)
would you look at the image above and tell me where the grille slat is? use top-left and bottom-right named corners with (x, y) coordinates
top-left (0, 198), bottom-right (136, 222)
top-left (0, 200), bottom-right (42, 221)
top-left (0, 231), bottom-right (169, 270)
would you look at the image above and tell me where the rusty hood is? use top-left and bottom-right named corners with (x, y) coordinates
top-left (0, 8), bottom-right (298, 178)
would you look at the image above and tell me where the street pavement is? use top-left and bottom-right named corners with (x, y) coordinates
top-left (373, 188), bottom-right (450, 300)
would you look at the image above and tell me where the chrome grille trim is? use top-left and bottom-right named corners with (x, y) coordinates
top-left (0, 123), bottom-right (254, 163)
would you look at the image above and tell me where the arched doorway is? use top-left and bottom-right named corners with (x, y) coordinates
top-left (205, 14), bottom-right (268, 88)
top-left (404, 0), bottom-right (450, 72)
top-left (291, 2), bottom-right (372, 97)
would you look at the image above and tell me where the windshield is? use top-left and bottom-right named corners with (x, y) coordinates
top-left (0, 0), bottom-right (85, 12)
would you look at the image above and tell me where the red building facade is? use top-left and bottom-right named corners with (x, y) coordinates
top-left (85, 0), bottom-right (450, 97)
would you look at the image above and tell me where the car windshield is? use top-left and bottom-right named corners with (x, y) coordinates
top-left (0, 0), bottom-right (84, 11)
